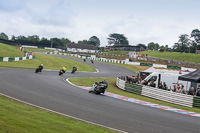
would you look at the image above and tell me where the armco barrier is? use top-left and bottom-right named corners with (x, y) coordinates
top-left (125, 83), bottom-right (142, 95)
top-left (141, 86), bottom-right (193, 107)
top-left (116, 77), bottom-right (200, 108)
top-left (0, 56), bottom-right (35, 62)
top-left (116, 77), bottom-right (126, 90)
top-left (193, 97), bottom-right (200, 108)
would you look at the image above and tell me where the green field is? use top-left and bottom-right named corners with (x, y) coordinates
top-left (0, 95), bottom-right (116, 133)
top-left (0, 43), bottom-right (24, 57)
top-left (69, 77), bottom-right (200, 114)
top-left (24, 47), bottom-right (54, 52)
top-left (0, 53), bottom-right (96, 72)
top-left (139, 51), bottom-right (200, 63)
top-left (103, 51), bottom-right (129, 55)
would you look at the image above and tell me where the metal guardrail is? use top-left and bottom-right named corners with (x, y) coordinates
top-left (116, 77), bottom-right (199, 108)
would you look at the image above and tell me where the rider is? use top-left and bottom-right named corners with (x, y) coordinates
top-left (62, 66), bottom-right (67, 73)
top-left (38, 64), bottom-right (43, 72)
top-left (89, 82), bottom-right (98, 93)
top-left (89, 80), bottom-right (108, 93)
top-left (100, 80), bottom-right (108, 88)
top-left (73, 66), bottom-right (77, 71)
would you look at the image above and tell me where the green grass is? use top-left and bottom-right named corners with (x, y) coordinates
top-left (69, 78), bottom-right (200, 114)
top-left (139, 51), bottom-right (200, 63)
top-left (0, 53), bottom-right (96, 72)
top-left (0, 43), bottom-right (24, 57)
top-left (24, 47), bottom-right (55, 52)
top-left (0, 95), bottom-right (116, 133)
top-left (103, 51), bottom-right (129, 55)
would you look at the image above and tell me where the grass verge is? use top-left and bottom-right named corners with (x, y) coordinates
top-left (0, 95), bottom-right (116, 133)
top-left (0, 53), bottom-right (96, 72)
top-left (139, 51), bottom-right (200, 64)
top-left (69, 77), bottom-right (200, 114)
top-left (0, 43), bottom-right (24, 57)
top-left (24, 47), bottom-right (55, 52)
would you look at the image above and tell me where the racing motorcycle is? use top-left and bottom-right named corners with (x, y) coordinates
top-left (35, 67), bottom-right (42, 73)
top-left (71, 67), bottom-right (77, 74)
top-left (59, 69), bottom-right (64, 76)
top-left (89, 82), bottom-right (107, 95)
top-left (35, 68), bottom-right (40, 73)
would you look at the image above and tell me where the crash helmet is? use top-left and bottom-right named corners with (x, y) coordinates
top-left (41, 64), bottom-right (43, 66)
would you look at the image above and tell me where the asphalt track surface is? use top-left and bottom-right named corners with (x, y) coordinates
top-left (0, 55), bottom-right (200, 133)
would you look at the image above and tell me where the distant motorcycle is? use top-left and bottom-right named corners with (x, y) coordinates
top-left (83, 59), bottom-right (86, 62)
top-left (91, 60), bottom-right (94, 63)
top-left (59, 69), bottom-right (64, 76)
top-left (71, 67), bottom-right (77, 74)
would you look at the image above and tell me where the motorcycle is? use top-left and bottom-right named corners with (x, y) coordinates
top-left (35, 67), bottom-right (40, 73)
top-left (71, 67), bottom-right (77, 74)
top-left (59, 69), bottom-right (64, 76)
top-left (89, 82), bottom-right (107, 95)
top-left (35, 65), bottom-right (43, 73)
top-left (91, 60), bottom-right (94, 63)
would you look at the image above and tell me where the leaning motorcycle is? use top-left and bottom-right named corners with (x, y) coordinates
top-left (91, 82), bottom-right (107, 95)
top-left (71, 67), bottom-right (77, 74)
top-left (59, 69), bottom-right (64, 76)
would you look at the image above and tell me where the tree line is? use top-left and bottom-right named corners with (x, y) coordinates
top-left (0, 29), bottom-right (199, 53)
top-left (147, 29), bottom-right (200, 53)
top-left (0, 33), bottom-right (101, 48)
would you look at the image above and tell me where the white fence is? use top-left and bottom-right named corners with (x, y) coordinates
top-left (116, 77), bottom-right (126, 90)
top-left (141, 86), bottom-right (193, 107)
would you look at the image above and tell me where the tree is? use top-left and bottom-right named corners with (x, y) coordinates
top-left (173, 34), bottom-right (190, 52)
top-left (78, 40), bottom-right (91, 45)
top-left (15, 35), bottom-right (28, 43)
top-left (107, 33), bottom-right (129, 46)
top-left (147, 42), bottom-right (159, 50)
top-left (191, 29), bottom-right (200, 43)
top-left (40, 37), bottom-right (51, 46)
top-left (27, 35), bottom-right (40, 43)
top-left (60, 38), bottom-right (71, 47)
top-left (11, 35), bottom-right (15, 41)
top-left (89, 36), bottom-right (100, 47)
top-left (0, 32), bottom-right (9, 40)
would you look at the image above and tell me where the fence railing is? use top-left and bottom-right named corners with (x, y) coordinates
top-left (116, 77), bottom-right (200, 108)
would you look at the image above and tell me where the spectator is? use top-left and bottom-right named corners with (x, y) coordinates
top-left (149, 80), bottom-right (156, 88)
top-left (158, 81), bottom-right (163, 89)
top-left (180, 85), bottom-right (186, 94)
top-left (173, 84), bottom-right (177, 92)
top-left (196, 89), bottom-right (200, 97)
top-left (169, 86), bottom-right (173, 91)
top-left (142, 80), bottom-right (148, 85)
top-left (188, 87), bottom-right (195, 96)
top-left (176, 87), bottom-right (181, 93)
top-left (162, 82), bottom-right (168, 90)
top-left (177, 84), bottom-right (180, 90)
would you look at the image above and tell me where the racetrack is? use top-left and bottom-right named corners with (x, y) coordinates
top-left (0, 55), bottom-right (200, 133)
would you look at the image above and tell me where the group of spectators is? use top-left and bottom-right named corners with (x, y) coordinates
top-left (122, 75), bottom-right (200, 97)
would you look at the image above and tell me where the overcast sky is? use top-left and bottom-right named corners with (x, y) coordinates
top-left (0, 0), bottom-right (199, 47)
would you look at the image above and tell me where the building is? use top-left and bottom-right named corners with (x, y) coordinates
top-left (67, 43), bottom-right (99, 53)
